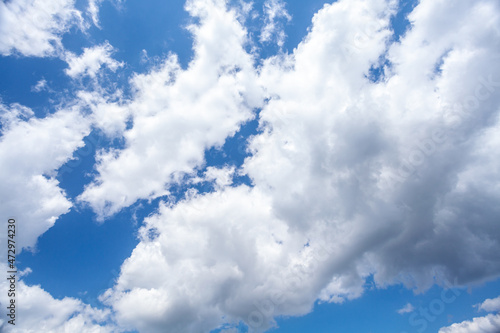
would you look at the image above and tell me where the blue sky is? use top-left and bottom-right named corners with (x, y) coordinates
top-left (1, 0), bottom-right (500, 332)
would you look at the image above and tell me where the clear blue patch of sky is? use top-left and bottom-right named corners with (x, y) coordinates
top-left (18, 129), bottom-right (141, 309)
top-left (207, 277), bottom-right (500, 333)
top-left (56, 130), bottom-right (104, 198)
top-left (266, 277), bottom-right (500, 333)
top-left (0, 56), bottom-right (69, 117)
top-left (89, 0), bottom-right (194, 70)
top-left (17, 206), bottom-right (140, 307)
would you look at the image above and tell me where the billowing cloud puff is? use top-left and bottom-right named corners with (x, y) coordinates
top-left (101, 186), bottom-right (291, 332)
top-left (0, 0), bottom-right (84, 57)
top-left (64, 42), bottom-right (124, 79)
top-left (439, 295), bottom-right (500, 333)
top-left (94, 0), bottom-right (500, 331)
top-left (248, 0), bottom-right (500, 291)
top-left (439, 314), bottom-right (500, 333)
top-left (479, 296), bottom-right (500, 313)
top-left (0, 264), bottom-right (116, 332)
top-left (78, 0), bottom-right (263, 219)
top-left (0, 103), bottom-right (90, 251)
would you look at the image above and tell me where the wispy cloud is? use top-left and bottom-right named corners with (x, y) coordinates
top-left (260, 0), bottom-right (291, 47)
top-left (87, 0), bottom-right (103, 27)
top-left (31, 79), bottom-right (48, 93)
top-left (397, 303), bottom-right (415, 314)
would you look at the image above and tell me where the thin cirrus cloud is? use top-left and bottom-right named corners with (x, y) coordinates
top-left (87, 0), bottom-right (122, 28)
top-left (397, 303), bottom-right (415, 314)
top-left (260, 0), bottom-right (292, 47)
top-left (0, 0), bottom-right (499, 332)
top-left (87, 0), bottom-right (104, 27)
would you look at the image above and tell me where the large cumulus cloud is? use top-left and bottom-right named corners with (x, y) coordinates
top-left (439, 295), bottom-right (500, 333)
top-left (0, 264), bottom-right (117, 333)
top-left (78, 0), bottom-right (263, 219)
top-left (0, 103), bottom-right (91, 251)
top-left (96, 0), bottom-right (500, 332)
top-left (0, 0), bottom-right (84, 57)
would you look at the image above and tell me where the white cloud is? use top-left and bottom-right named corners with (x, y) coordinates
top-left (0, 102), bottom-right (112, 333)
top-left (0, 103), bottom-right (94, 333)
top-left (0, 0), bottom-right (84, 57)
top-left (0, 102), bottom-right (91, 252)
top-left (101, 186), bottom-right (309, 333)
top-left (247, 0), bottom-right (500, 292)
top-left (478, 296), bottom-right (500, 313)
top-left (87, 0), bottom-right (103, 27)
top-left (441, 296), bottom-right (500, 333)
top-left (439, 313), bottom-right (500, 333)
top-left (77, 89), bottom-right (129, 138)
top-left (64, 42), bottom-right (124, 79)
top-left (87, 0), bottom-right (122, 28)
top-left (260, 0), bottom-right (291, 47)
top-left (0, 103), bottom-right (34, 132)
top-left (397, 303), bottom-right (415, 314)
top-left (318, 274), bottom-right (366, 304)
top-left (94, 0), bottom-right (500, 331)
top-left (200, 165), bottom-right (236, 190)
top-left (78, 0), bottom-right (263, 219)
top-left (0, 264), bottom-right (117, 332)
top-left (31, 79), bottom-right (48, 93)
